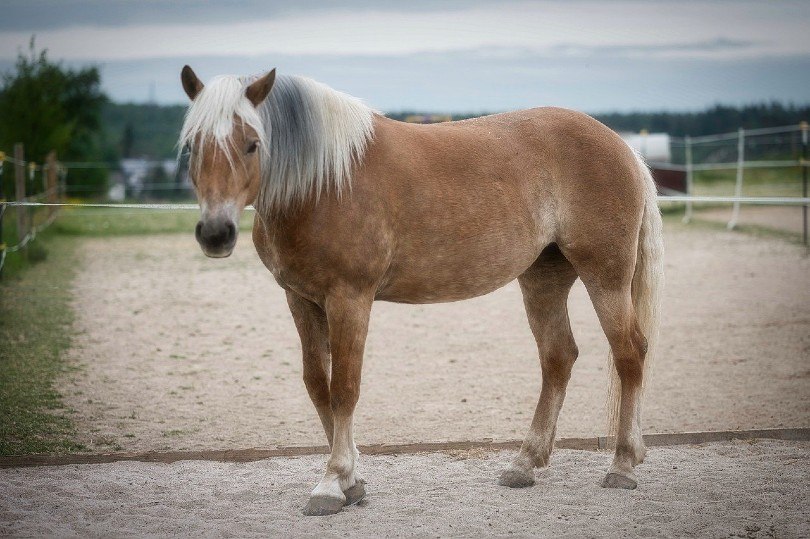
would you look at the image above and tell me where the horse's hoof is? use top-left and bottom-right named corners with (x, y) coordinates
top-left (601, 472), bottom-right (637, 490)
top-left (498, 467), bottom-right (536, 488)
top-left (302, 495), bottom-right (344, 516)
top-left (343, 480), bottom-right (366, 506)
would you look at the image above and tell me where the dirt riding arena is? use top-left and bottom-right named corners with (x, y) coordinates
top-left (2, 219), bottom-right (809, 536)
top-left (2, 441), bottom-right (807, 537)
top-left (59, 220), bottom-right (809, 452)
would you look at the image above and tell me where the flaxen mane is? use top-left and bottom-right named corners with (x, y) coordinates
top-left (179, 74), bottom-right (375, 211)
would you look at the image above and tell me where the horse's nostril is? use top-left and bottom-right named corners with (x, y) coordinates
top-left (196, 219), bottom-right (236, 251)
top-left (225, 222), bottom-right (236, 243)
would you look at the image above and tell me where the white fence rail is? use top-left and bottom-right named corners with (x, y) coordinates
top-left (636, 123), bottom-right (808, 241)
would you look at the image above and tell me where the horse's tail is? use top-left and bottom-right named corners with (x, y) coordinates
top-left (607, 152), bottom-right (665, 434)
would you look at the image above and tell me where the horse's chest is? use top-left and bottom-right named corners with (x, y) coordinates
top-left (252, 233), bottom-right (332, 303)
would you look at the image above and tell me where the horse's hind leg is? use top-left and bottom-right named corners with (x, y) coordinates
top-left (564, 248), bottom-right (648, 489)
top-left (499, 244), bottom-right (578, 488)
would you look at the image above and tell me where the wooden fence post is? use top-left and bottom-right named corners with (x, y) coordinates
top-left (683, 135), bottom-right (693, 223)
top-left (801, 121), bottom-right (808, 246)
top-left (0, 151), bottom-right (5, 276)
top-left (14, 143), bottom-right (27, 246)
top-left (46, 151), bottom-right (57, 217)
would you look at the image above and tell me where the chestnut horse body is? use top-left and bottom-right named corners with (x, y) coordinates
top-left (179, 67), bottom-right (664, 516)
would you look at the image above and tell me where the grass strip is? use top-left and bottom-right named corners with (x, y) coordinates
top-left (0, 231), bottom-right (84, 454)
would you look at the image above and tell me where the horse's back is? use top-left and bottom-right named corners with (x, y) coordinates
top-left (354, 110), bottom-right (642, 303)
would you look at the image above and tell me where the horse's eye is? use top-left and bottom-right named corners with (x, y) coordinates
top-left (246, 140), bottom-right (259, 154)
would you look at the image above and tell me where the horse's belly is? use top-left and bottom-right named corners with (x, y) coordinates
top-left (376, 236), bottom-right (543, 303)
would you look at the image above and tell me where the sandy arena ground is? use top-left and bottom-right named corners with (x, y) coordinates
top-left (58, 220), bottom-right (810, 453)
top-left (2, 220), bottom-right (809, 537)
top-left (692, 205), bottom-right (806, 235)
top-left (1, 440), bottom-right (807, 537)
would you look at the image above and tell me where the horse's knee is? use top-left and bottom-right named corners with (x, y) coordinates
top-left (540, 340), bottom-right (579, 387)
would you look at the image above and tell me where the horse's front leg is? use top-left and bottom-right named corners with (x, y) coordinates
top-left (286, 291), bottom-right (334, 446)
top-left (303, 290), bottom-right (372, 516)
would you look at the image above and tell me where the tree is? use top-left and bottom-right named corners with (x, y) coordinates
top-left (121, 122), bottom-right (135, 159)
top-left (0, 38), bottom-right (110, 197)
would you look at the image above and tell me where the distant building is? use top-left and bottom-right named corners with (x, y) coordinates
top-left (110, 158), bottom-right (190, 199)
top-left (619, 131), bottom-right (685, 194)
top-left (620, 131), bottom-right (671, 163)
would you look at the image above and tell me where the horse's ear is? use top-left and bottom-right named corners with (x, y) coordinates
top-left (245, 69), bottom-right (276, 107)
top-left (181, 65), bottom-right (204, 101)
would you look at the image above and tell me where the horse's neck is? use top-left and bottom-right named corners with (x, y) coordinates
top-left (256, 196), bottom-right (317, 235)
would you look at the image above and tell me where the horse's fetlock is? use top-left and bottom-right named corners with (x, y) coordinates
top-left (327, 455), bottom-right (355, 478)
top-left (615, 440), bottom-right (642, 464)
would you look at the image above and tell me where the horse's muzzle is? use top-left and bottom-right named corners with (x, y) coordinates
top-left (195, 218), bottom-right (237, 258)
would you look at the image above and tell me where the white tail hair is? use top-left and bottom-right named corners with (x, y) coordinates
top-left (607, 152), bottom-right (665, 434)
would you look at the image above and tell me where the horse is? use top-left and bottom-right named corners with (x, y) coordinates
top-left (178, 65), bottom-right (664, 516)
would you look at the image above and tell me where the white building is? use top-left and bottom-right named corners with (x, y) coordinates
top-left (620, 132), bottom-right (671, 163)
top-left (108, 158), bottom-right (190, 200)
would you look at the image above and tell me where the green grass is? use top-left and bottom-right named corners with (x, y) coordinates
top-left (659, 166), bottom-right (808, 225)
top-left (53, 206), bottom-right (255, 236)
top-left (0, 229), bottom-right (85, 455)
top-left (690, 167), bottom-right (805, 198)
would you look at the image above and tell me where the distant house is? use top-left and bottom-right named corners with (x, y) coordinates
top-left (110, 158), bottom-right (190, 200)
top-left (620, 131), bottom-right (671, 163)
top-left (619, 131), bottom-right (686, 194)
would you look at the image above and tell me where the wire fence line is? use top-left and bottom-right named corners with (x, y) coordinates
top-left (667, 123), bottom-right (806, 144)
top-left (0, 145), bottom-right (66, 275)
top-left (3, 197), bottom-right (810, 211)
top-left (1, 152), bottom-right (171, 171)
top-left (2, 201), bottom-right (204, 210)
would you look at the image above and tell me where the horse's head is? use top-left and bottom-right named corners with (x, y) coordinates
top-left (179, 65), bottom-right (275, 257)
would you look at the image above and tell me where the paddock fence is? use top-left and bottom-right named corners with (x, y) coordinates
top-left (637, 122), bottom-right (809, 242)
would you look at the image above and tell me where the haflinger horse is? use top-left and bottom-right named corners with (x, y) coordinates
top-left (179, 65), bottom-right (664, 516)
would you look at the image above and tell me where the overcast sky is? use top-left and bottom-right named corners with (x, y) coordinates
top-left (2, 0), bottom-right (809, 112)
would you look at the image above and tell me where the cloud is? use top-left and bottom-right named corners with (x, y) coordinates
top-left (2, 1), bottom-right (808, 111)
top-left (0, 0), bottom-right (493, 31)
top-left (549, 38), bottom-right (762, 58)
top-left (1, 1), bottom-right (808, 61)
top-left (11, 48), bottom-right (803, 113)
